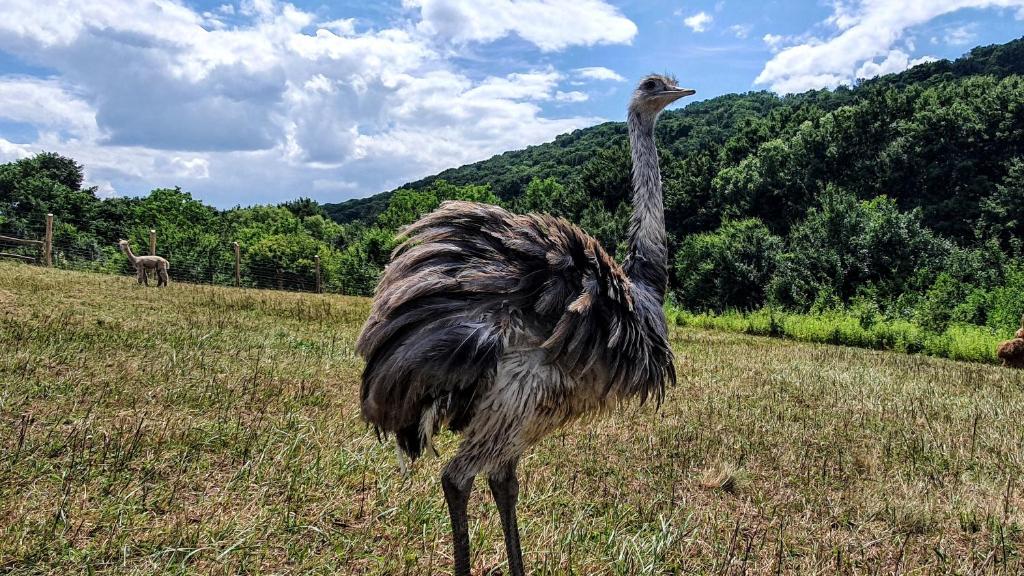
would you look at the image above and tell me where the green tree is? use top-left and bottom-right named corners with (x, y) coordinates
top-left (978, 158), bottom-right (1024, 250)
top-left (245, 233), bottom-right (321, 290)
top-left (0, 153), bottom-right (87, 237)
top-left (280, 197), bottom-right (326, 219)
top-left (514, 177), bottom-right (585, 217)
top-left (770, 189), bottom-right (949, 311)
top-left (674, 218), bottom-right (782, 312)
top-left (377, 180), bottom-right (499, 231)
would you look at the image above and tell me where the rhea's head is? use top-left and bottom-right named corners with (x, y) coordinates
top-left (629, 74), bottom-right (695, 116)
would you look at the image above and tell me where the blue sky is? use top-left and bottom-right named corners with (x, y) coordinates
top-left (0, 0), bottom-right (1022, 208)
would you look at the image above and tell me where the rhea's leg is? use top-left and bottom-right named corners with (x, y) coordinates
top-left (489, 459), bottom-right (524, 576)
top-left (442, 461), bottom-right (474, 576)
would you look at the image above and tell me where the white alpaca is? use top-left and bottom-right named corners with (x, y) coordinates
top-left (118, 240), bottom-right (170, 287)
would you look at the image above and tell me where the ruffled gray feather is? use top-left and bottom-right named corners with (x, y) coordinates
top-left (356, 201), bottom-right (674, 460)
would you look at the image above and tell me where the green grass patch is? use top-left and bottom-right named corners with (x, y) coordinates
top-left (671, 307), bottom-right (1005, 363)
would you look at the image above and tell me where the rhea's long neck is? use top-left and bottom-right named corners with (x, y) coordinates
top-left (624, 108), bottom-right (669, 299)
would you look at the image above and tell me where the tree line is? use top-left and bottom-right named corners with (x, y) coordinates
top-left (0, 154), bottom-right (497, 295)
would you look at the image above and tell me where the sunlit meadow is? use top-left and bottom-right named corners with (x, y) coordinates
top-left (1, 263), bottom-right (1022, 574)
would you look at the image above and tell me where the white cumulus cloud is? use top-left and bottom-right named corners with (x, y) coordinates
top-left (762, 33), bottom-right (786, 51)
top-left (312, 178), bottom-right (359, 192)
top-left (168, 157), bottom-right (211, 180)
top-left (855, 50), bottom-right (936, 79)
top-left (0, 77), bottom-right (99, 139)
top-left (0, 0), bottom-right (625, 206)
top-left (683, 11), bottom-right (713, 32)
top-left (755, 0), bottom-right (1024, 94)
top-left (729, 24), bottom-right (752, 39)
top-left (944, 24), bottom-right (978, 45)
top-left (403, 0), bottom-right (636, 51)
top-left (574, 66), bottom-right (626, 82)
top-left (555, 90), bottom-right (588, 102)
top-left (0, 138), bottom-right (33, 163)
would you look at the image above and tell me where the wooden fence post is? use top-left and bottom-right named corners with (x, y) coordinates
top-left (314, 255), bottom-right (321, 294)
top-left (44, 213), bottom-right (53, 267)
top-left (232, 242), bottom-right (241, 287)
top-left (149, 229), bottom-right (156, 256)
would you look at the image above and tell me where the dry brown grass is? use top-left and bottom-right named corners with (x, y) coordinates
top-left (699, 462), bottom-right (745, 494)
top-left (1, 262), bottom-right (1023, 574)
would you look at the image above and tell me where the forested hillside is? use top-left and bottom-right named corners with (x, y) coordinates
top-left (3, 37), bottom-right (1024, 351)
top-left (326, 38), bottom-right (1024, 229)
top-left (326, 37), bottom-right (1024, 337)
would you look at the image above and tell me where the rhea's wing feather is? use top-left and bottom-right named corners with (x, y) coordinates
top-left (356, 200), bottom-right (673, 443)
top-left (357, 203), bottom-right (529, 435)
top-left (530, 218), bottom-right (673, 405)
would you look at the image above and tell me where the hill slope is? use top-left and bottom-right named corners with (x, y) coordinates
top-left (2, 262), bottom-right (1023, 573)
top-left (323, 36), bottom-right (1024, 326)
top-left (324, 37), bottom-right (1024, 226)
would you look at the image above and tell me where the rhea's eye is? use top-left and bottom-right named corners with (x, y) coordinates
top-left (641, 80), bottom-right (657, 91)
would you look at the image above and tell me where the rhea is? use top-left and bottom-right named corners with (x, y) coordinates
top-left (357, 75), bottom-right (693, 575)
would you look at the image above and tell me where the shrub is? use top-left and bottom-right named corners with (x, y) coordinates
top-left (986, 265), bottom-right (1024, 333)
top-left (923, 325), bottom-right (1001, 363)
top-left (673, 218), bottom-right (782, 312)
top-left (770, 188), bottom-right (950, 312)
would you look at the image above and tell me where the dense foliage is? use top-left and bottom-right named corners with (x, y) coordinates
top-left (3, 37), bottom-right (1024, 354)
top-left (326, 37), bottom-right (1024, 339)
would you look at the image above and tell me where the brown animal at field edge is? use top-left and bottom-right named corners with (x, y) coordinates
top-left (996, 314), bottom-right (1024, 368)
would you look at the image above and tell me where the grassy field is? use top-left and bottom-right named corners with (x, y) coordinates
top-left (1, 263), bottom-right (1023, 575)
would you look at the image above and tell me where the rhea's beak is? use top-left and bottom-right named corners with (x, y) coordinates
top-left (665, 87), bottom-right (696, 100)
